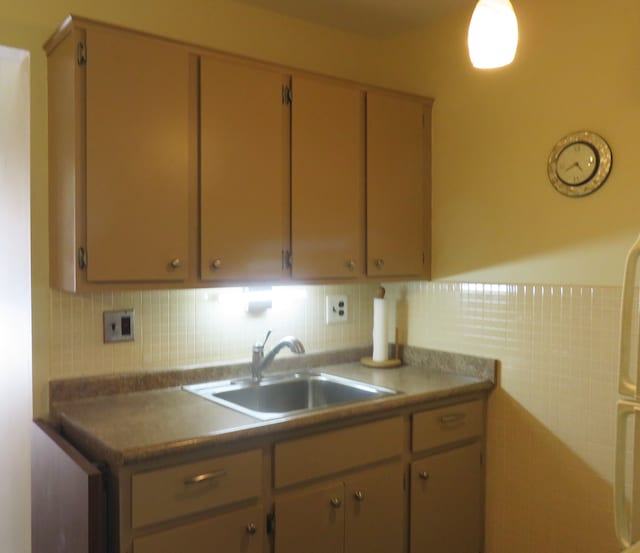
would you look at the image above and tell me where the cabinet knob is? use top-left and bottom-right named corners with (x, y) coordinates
top-left (330, 497), bottom-right (342, 508)
top-left (419, 471), bottom-right (430, 480)
top-left (211, 258), bottom-right (222, 270)
top-left (374, 258), bottom-right (385, 269)
top-left (169, 258), bottom-right (182, 270)
top-left (347, 259), bottom-right (356, 271)
top-left (354, 490), bottom-right (365, 501)
top-left (246, 522), bottom-right (257, 535)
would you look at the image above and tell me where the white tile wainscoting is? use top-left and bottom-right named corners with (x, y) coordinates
top-left (50, 280), bottom-right (623, 552)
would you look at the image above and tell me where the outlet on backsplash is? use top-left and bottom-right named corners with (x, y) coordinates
top-left (326, 295), bottom-right (348, 324)
top-left (103, 309), bottom-right (135, 343)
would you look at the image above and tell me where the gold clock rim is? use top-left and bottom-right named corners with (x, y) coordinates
top-left (547, 130), bottom-right (612, 198)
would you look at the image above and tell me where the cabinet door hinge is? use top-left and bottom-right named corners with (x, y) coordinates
top-left (266, 512), bottom-right (275, 535)
top-left (78, 247), bottom-right (87, 270)
top-left (77, 41), bottom-right (87, 66)
top-left (282, 249), bottom-right (292, 270)
top-left (282, 85), bottom-right (292, 105)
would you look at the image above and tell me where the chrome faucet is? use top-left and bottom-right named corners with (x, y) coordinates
top-left (251, 330), bottom-right (305, 382)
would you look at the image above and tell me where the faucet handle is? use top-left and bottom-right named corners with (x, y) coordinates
top-left (255, 329), bottom-right (272, 350)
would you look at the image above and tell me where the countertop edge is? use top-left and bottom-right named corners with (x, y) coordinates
top-left (57, 374), bottom-right (494, 470)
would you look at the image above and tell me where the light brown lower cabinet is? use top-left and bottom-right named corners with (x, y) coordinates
top-left (133, 505), bottom-right (263, 553)
top-left (274, 461), bottom-right (404, 553)
top-left (410, 442), bottom-right (483, 553)
top-left (36, 399), bottom-right (486, 553)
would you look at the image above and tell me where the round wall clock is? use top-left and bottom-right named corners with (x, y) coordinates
top-left (547, 131), bottom-right (612, 197)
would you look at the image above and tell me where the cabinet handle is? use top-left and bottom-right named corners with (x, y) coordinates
top-left (211, 258), bottom-right (222, 270)
top-left (419, 471), bottom-right (430, 480)
top-left (183, 469), bottom-right (226, 485)
top-left (246, 522), bottom-right (257, 535)
top-left (374, 258), bottom-right (385, 269)
top-left (354, 490), bottom-right (365, 501)
top-left (439, 413), bottom-right (466, 424)
top-left (169, 258), bottom-right (182, 270)
top-left (330, 497), bottom-right (342, 508)
top-left (347, 259), bottom-right (356, 271)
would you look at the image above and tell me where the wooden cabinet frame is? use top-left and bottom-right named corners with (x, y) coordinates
top-left (46, 16), bottom-right (432, 292)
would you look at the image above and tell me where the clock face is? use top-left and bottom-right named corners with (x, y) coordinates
top-left (547, 131), bottom-right (612, 198)
top-left (556, 142), bottom-right (598, 185)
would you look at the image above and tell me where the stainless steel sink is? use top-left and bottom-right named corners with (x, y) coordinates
top-left (184, 371), bottom-right (399, 420)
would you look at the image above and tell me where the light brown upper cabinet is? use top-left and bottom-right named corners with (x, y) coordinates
top-left (366, 92), bottom-right (430, 279)
top-left (47, 20), bottom-right (191, 291)
top-left (291, 76), bottom-right (365, 280)
top-left (46, 17), bottom-right (432, 291)
top-left (200, 56), bottom-right (290, 283)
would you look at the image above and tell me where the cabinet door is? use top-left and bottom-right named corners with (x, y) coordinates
top-left (85, 26), bottom-right (190, 282)
top-left (133, 505), bottom-right (263, 553)
top-left (366, 92), bottom-right (426, 278)
top-left (200, 56), bottom-right (289, 282)
top-left (345, 461), bottom-right (404, 553)
top-left (410, 442), bottom-right (483, 553)
top-left (291, 75), bottom-right (364, 279)
top-left (275, 482), bottom-right (344, 553)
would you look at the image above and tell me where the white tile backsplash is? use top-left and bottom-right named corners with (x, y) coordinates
top-left (50, 279), bottom-right (623, 552)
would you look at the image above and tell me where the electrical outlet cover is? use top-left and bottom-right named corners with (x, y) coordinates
top-left (326, 295), bottom-right (348, 324)
top-left (103, 309), bottom-right (135, 343)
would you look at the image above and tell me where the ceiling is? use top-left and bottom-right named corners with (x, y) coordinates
top-left (232, 0), bottom-right (475, 38)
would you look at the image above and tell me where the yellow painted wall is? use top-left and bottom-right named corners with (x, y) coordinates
top-left (381, 0), bottom-right (640, 285)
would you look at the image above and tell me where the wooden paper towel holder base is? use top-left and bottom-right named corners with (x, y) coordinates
top-left (360, 357), bottom-right (402, 368)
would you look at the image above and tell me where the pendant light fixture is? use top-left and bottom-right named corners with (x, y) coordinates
top-left (467, 0), bottom-right (519, 69)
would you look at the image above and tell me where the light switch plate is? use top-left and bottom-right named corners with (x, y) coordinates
top-left (103, 309), bottom-right (135, 343)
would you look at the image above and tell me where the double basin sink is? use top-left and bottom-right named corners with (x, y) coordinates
top-left (184, 371), bottom-right (399, 420)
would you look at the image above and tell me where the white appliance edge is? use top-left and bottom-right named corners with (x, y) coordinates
top-left (616, 233), bottom-right (640, 551)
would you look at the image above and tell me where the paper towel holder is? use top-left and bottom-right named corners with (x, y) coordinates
top-left (360, 357), bottom-right (402, 368)
top-left (361, 327), bottom-right (402, 368)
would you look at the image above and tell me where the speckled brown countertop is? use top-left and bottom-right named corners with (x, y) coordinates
top-left (51, 347), bottom-right (497, 471)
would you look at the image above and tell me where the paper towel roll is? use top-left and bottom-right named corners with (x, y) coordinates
top-left (372, 298), bottom-right (388, 362)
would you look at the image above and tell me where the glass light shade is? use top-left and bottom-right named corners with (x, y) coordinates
top-left (468, 0), bottom-right (519, 69)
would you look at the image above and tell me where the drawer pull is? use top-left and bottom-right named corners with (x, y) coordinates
top-left (330, 497), bottom-right (342, 508)
top-left (419, 471), bottom-right (430, 480)
top-left (183, 469), bottom-right (226, 485)
top-left (246, 522), bottom-right (257, 535)
top-left (439, 413), bottom-right (466, 425)
top-left (354, 490), bottom-right (365, 501)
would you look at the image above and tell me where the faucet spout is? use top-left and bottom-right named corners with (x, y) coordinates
top-left (251, 335), bottom-right (305, 382)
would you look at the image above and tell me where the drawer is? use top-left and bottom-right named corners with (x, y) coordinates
top-left (131, 449), bottom-right (262, 528)
top-left (133, 504), bottom-right (263, 553)
top-left (275, 417), bottom-right (403, 488)
top-left (412, 400), bottom-right (483, 452)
